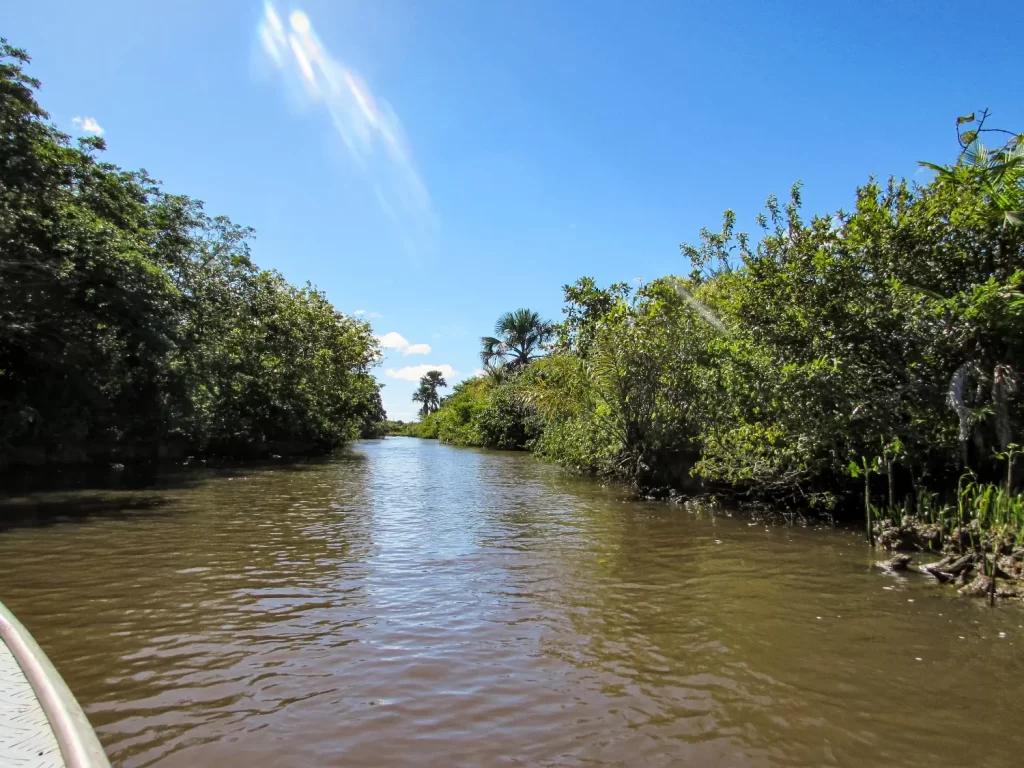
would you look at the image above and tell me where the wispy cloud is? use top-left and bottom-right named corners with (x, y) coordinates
top-left (376, 331), bottom-right (431, 355)
top-left (70, 116), bottom-right (104, 135)
top-left (354, 309), bottom-right (382, 319)
top-left (385, 363), bottom-right (457, 382)
top-left (258, 2), bottom-right (436, 252)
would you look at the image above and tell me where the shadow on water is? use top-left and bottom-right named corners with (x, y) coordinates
top-left (0, 449), bottom-right (368, 531)
top-left (0, 493), bottom-right (176, 531)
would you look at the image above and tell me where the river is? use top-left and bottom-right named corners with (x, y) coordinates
top-left (0, 437), bottom-right (1021, 767)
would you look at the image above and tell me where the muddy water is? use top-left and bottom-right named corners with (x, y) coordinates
top-left (0, 438), bottom-right (1021, 767)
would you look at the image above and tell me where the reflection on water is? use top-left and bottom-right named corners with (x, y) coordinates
top-left (0, 438), bottom-right (1021, 767)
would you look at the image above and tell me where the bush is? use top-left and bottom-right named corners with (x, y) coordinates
top-left (475, 382), bottom-right (543, 450)
top-left (408, 373), bottom-right (541, 450)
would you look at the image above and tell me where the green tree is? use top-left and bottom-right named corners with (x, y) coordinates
top-left (412, 370), bottom-right (447, 416)
top-left (480, 309), bottom-right (553, 371)
top-left (0, 39), bottom-right (384, 465)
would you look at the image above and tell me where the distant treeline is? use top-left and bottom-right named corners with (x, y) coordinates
top-left (416, 111), bottom-right (1024, 515)
top-left (382, 421), bottom-right (425, 437)
top-left (0, 41), bottom-right (384, 466)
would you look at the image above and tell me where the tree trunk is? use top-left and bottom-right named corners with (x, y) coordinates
top-left (887, 459), bottom-right (896, 516)
top-left (864, 464), bottom-right (874, 546)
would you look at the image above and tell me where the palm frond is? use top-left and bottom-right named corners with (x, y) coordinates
top-left (486, 309), bottom-right (555, 368)
top-left (481, 335), bottom-right (507, 365)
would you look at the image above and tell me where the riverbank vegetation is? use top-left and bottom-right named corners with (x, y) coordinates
top-left (412, 110), bottom-right (1024, 595)
top-left (0, 41), bottom-right (384, 466)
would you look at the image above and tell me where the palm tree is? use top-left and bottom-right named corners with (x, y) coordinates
top-left (412, 370), bottom-right (447, 416)
top-left (480, 309), bottom-right (553, 371)
top-left (919, 109), bottom-right (1023, 227)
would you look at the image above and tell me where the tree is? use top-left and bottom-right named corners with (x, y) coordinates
top-left (412, 370), bottom-right (447, 416)
top-left (0, 39), bottom-right (385, 464)
top-left (480, 309), bottom-right (554, 371)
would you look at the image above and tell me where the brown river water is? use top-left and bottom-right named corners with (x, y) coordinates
top-left (1, 437), bottom-right (1022, 767)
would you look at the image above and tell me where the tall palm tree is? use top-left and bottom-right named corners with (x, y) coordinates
top-left (480, 309), bottom-right (554, 371)
top-left (412, 370), bottom-right (447, 416)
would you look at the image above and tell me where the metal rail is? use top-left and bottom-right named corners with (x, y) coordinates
top-left (0, 601), bottom-right (110, 768)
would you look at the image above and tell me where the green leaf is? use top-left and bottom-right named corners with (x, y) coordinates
top-left (916, 160), bottom-right (954, 181)
top-left (956, 113), bottom-right (975, 126)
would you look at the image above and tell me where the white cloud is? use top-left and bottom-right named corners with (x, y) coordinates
top-left (376, 332), bottom-right (430, 355)
top-left (354, 309), bottom-right (383, 319)
top-left (258, 3), bottom-right (437, 252)
top-left (71, 116), bottom-right (104, 135)
top-left (377, 331), bottom-right (409, 349)
top-left (385, 364), bottom-right (457, 382)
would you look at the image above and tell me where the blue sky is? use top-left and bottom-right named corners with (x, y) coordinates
top-left (4, 0), bottom-right (1022, 420)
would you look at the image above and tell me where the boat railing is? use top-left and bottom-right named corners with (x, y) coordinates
top-left (0, 601), bottom-right (110, 768)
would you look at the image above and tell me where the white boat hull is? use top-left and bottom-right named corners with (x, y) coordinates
top-left (0, 603), bottom-right (109, 768)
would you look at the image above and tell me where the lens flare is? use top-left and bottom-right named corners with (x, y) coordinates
top-left (258, 2), bottom-right (437, 253)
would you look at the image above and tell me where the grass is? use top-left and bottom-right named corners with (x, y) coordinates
top-left (873, 475), bottom-right (1024, 547)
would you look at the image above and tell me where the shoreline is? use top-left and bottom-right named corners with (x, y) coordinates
top-left (6, 435), bottom-right (1023, 602)
top-left (874, 517), bottom-right (1024, 600)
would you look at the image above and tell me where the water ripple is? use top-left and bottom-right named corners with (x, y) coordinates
top-left (0, 439), bottom-right (1022, 766)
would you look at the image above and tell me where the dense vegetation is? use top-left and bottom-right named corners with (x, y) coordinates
top-left (0, 41), bottom-right (384, 465)
top-left (418, 113), bottom-right (1024, 532)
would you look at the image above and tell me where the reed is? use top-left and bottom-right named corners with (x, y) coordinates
top-left (957, 479), bottom-right (1024, 542)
